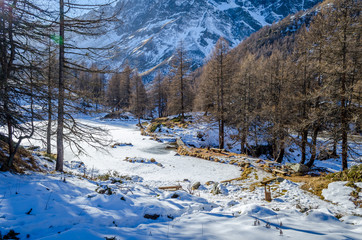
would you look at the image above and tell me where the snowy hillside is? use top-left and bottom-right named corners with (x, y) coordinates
top-left (1, 116), bottom-right (361, 239)
top-left (81, 0), bottom-right (321, 75)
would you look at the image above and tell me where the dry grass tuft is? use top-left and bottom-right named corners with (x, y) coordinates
top-left (40, 151), bottom-right (57, 161)
top-left (325, 165), bottom-right (362, 182)
top-left (286, 175), bottom-right (332, 199)
top-left (0, 138), bottom-right (41, 173)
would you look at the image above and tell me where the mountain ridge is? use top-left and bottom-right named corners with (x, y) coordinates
top-left (84, 0), bottom-right (322, 76)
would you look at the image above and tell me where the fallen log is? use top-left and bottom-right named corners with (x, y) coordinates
top-left (158, 185), bottom-right (183, 191)
top-left (272, 169), bottom-right (288, 176)
top-left (221, 177), bottom-right (245, 183)
top-left (260, 177), bottom-right (277, 185)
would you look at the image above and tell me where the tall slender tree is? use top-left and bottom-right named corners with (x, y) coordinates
top-left (129, 71), bottom-right (147, 126)
top-left (230, 52), bottom-right (257, 154)
top-left (56, 0), bottom-right (65, 172)
top-left (45, 38), bottom-right (58, 155)
top-left (119, 63), bottom-right (132, 109)
top-left (107, 73), bottom-right (121, 110)
top-left (167, 42), bottom-right (193, 121)
top-left (0, 0), bottom-right (49, 170)
top-left (199, 37), bottom-right (233, 149)
top-left (150, 71), bottom-right (167, 118)
top-left (55, 0), bottom-right (120, 171)
top-left (321, 0), bottom-right (361, 170)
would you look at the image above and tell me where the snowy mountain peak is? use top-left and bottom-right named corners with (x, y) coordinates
top-left (91, 0), bottom-right (321, 76)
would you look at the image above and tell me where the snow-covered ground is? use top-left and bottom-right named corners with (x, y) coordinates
top-left (0, 116), bottom-right (361, 239)
top-left (153, 114), bottom-right (361, 173)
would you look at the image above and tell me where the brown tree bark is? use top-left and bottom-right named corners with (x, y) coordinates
top-left (300, 129), bottom-right (308, 164)
top-left (306, 126), bottom-right (319, 168)
top-left (56, 0), bottom-right (65, 172)
top-left (47, 40), bottom-right (53, 155)
top-left (340, 7), bottom-right (348, 170)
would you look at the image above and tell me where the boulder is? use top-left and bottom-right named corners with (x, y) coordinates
top-left (290, 164), bottom-right (310, 173)
top-left (276, 177), bottom-right (285, 183)
top-left (192, 182), bottom-right (201, 190)
top-left (318, 150), bottom-right (338, 161)
top-left (211, 183), bottom-right (221, 195)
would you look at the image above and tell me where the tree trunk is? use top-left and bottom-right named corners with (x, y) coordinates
top-left (240, 131), bottom-right (247, 154)
top-left (158, 81), bottom-right (162, 118)
top-left (332, 133), bottom-right (338, 156)
top-left (47, 43), bottom-right (52, 155)
top-left (219, 48), bottom-right (224, 150)
top-left (341, 106), bottom-right (348, 170)
top-left (2, 0), bottom-right (17, 170)
top-left (340, 18), bottom-right (348, 171)
top-left (47, 92), bottom-right (52, 154)
top-left (306, 126), bottom-right (319, 168)
top-left (56, 0), bottom-right (65, 172)
top-left (300, 60), bottom-right (308, 165)
top-left (219, 119), bottom-right (224, 149)
top-left (138, 117), bottom-right (142, 128)
top-left (6, 120), bottom-right (14, 167)
top-left (276, 141), bottom-right (285, 163)
top-left (300, 129), bottom-right (308, 164)
top-left (180, 69), bottom-right (185, 122)
top-left (276, 148), bottom-right (285, 163)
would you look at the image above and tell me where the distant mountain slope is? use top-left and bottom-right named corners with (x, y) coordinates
top-left (231, 0), bottom-right (325, 59)
top-left (84, 0), bottom-right (321, 76)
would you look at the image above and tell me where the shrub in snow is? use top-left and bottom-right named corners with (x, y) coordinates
top-left (171, 193), bottom-right (179, 198)
top-left (97, 170), bottom-right (122, 182)
top-left (124, 157), bottom-right (163, 167)
top-left (325, 164), bottom-right (362, 182)
top-left (2, 230), bottom-right (20, 240)
top-left (144, 214), bottom-right (160, 220)
top-left (96, 185), bottom-right (113, 195)
top-left (105, 236), bottom-right (117, 240)
top-left (102, 112), bottom-right (130, 120)
top-left (149, 123), bottom-right (162, 133)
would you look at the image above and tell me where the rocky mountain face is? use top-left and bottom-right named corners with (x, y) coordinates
top-left (89, 0), bottom-right (322, 77)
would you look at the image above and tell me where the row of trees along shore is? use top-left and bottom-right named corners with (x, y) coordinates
top-left (0, 0), bottom-right (360, 172)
